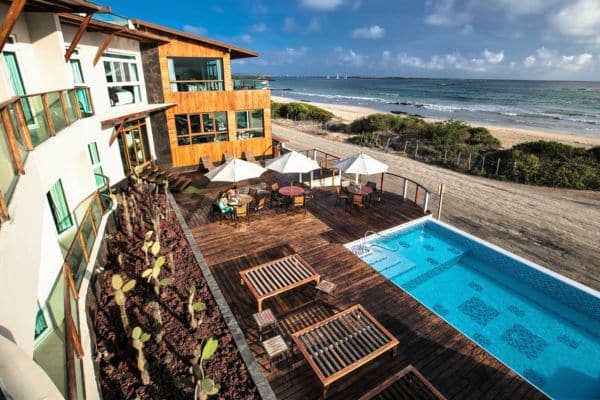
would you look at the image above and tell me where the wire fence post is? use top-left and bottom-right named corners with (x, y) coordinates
top-left (444, 149), bottom-right (448, 163)
top-left (481, 155), bottom-right (486, 174)
top-left (414, 140), bottom-right (419, 158)
top-left (403, 141), bottom-right (408, 154)
top-left (467, 152), bottom-right (472, 170)
top-left (457, 152), bottom-right (462, 168)
top-left (496, 158), bottom-right (501, 175)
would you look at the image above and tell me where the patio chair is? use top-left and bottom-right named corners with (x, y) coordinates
top-left (244, 148), bottom-right (261, 165)
top-left (234, 204), bottom-right (250, 226)
top-left (200, 156), bottom-right (215, 172)
top-left (252, 196), bottom-right (267, 219)
top-left (352, 194), bottom-right (365, 211)
top-left (291, 195), bottom-right (306, 215)
top-left (366, 181), bottom-right (380, 204)
top-left (335, 186), bottom-right (350, 207)
top-left (224, 153), bottom-right (234, 162)
top-left (211, 203), bottom-right (232, 224)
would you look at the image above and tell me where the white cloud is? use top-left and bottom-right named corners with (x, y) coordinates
top-left (483, 49), bottom-right (504, 64)
top-left (486, 0), bottom-right (556, 17)
top-left (240, 34), bottom-right (252, 43)
top-left (549, 0), bottom-right (600, 43)
top-left (461, 24), bottom-right (474, 35)
top-left (425, 0), bottom-right (471, 27)
top-left (308, 17), bottom-right (321, 32)
top-left (351, 25), bottom-right (385, 39)
top-left (334, 47), bottom-right (365, 66)
top-left (283, 17), bottom-right (295, 32)
top-left (250, 23), bottom-right (268, 33)
top-left (183, 25), bottom-right (207, 36)
top-left (300, 0), bottom-right (345, 11)
top-left (523, 47), bottom-right (595, 71)
top-left (285, 47), bottom-right (308, 57)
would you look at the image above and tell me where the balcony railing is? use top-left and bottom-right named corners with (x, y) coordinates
top-left (34, 176), bottom-right (112, 400)
top-left (0, 87), bottom-right (94, 222)
top-left (233, 79), bottom-right (269, 90)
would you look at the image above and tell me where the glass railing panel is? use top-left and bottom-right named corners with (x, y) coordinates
top-left (67, 238), bottom-right (86, 286)
top-left (6, 103), bottom-right (28, 162)
top-left (233, 79), bottom-right (269, 90)
top-left (91, 197), bottom-right (102, 228)
top-left (23, 95), bottom-right (51, 146)
top-left (0, 121), bottom-right (18, 201)
top-left (81, 217), bottom-right (96, 255)
top-left (64, 90), bottom-right (79, 123)
top-left (46, 92), bottom-right (68, 133)
top-left (75, 88), bottom-right (93, 117)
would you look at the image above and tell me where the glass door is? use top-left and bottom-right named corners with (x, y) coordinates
top-left (116, 119), bottom-right (151, 173)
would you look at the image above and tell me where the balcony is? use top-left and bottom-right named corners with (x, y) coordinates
top-left (0, 87), bottom-right (94, 221)
top-left (233, 79), bottom-right (269, 90)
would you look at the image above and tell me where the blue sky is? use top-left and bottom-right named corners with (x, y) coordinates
top-left (108, 0), bottom-right (600, 80)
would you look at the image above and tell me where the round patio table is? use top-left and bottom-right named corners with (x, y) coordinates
top-left (347, 185), bottom-right (374, 196)
top-left (228, 194), bottom-right (253, 207)
top-left (278, 186), bottom-right (305, 197)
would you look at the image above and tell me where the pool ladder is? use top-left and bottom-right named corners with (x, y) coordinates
top-left (361, 230), bottom-right (401, 254)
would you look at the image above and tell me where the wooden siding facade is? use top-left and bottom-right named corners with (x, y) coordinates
top-left (137, 30), bottom-right (272, 168)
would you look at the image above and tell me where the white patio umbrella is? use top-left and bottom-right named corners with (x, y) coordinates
top-left (335, 151), bottom-right (389, 184)
top-left (265, 150), bottom-right (320, 183)
top-left (204, 158), bottom-right (266, 183)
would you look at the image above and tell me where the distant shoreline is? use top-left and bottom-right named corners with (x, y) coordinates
top-left (271, 95), bottom-right (600, 149)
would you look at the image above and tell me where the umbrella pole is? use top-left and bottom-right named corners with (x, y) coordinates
top-left (355, 173), bottom-right (359, 184)
top-left (299, 172), bottom-right (302, 183)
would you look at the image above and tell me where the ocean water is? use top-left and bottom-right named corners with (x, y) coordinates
top-left (348, 220), bottom-right (600, 399)
top-left (270, 77), bottom-right (600, 137)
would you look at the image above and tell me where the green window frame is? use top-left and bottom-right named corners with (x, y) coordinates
top-left (88, 142), bottom-right (105, 187)
top-left (47, 179), bottom-right (73, 233)
top-left (34, 302), bottom-right (48, 339)
top-left (88, 142), bottom-right (100, 164)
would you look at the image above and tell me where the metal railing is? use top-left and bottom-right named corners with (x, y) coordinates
top-left (233, 79), bottom-right (269, 90)
top-left (380, 172), bottom-right (433, 214)
top-left (0, 87), bottom-right (94, 218)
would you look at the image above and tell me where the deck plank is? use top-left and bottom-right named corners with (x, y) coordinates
top-left (173, 171), bottom-right (546, 400)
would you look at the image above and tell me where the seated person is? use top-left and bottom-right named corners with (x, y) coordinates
top-left (226, 185), bottom-right (238, 200)
top-left (215, 192), bottom-right (233, 214)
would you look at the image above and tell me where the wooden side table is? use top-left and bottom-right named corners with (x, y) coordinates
top-left (262, 334), bottom-right (289, 371)
top-left (252, 308), bottom-right (278, 341)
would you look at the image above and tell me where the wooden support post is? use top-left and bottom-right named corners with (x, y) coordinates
top-left (70, 90), bottom-right (82, 119)
top-left (403, 141), bottom-right (408, 153)
top-left (93, 32), bottom-right (118, 66)
top-left (437, 184), bottom-right (445, 220)
top-left (65, 13), bottom-right (92, 62)
top-left (64, 264), bottom-right (79, 300)
top-left (456, 152), bottom-right (462, 167)
top-left (60, 91), bottom-right (71, 126)
top-left (414, 185), bottom-right (419, 204)
top-left (41, 94), bottom-right (56, 136)
top-left (467, 152), bottom-right (472, 170)
top-left (444, 149), bottom-right (448, 163)
top-left (402, 178), bottom-right (408, 200)
top-left (0, 190), bottom-right (9, 220)
top-left (495, 158), bottom-right (501, 176)
top-left (63, 265), bottom-right (78, 400)
top-left (15, 100), bottom-right (33, 150)
top-left (481, 155), bottom-right (486, 173)
top-left (0, 0), bottom-right (26, 53)
top-left (423, 191), bottom-right (430, 214)
top-left (414, 140), bottom-right (419, 157)
top-left (1, 108), bottom-right (25, 173)
top-left (379, 172), bottom-right (384, 198)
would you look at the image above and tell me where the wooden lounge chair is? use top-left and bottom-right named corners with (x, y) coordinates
top-left (358, 365), bottom-right (446, 400)
top-left (224, 153), bottom-right (234, 162)
top-left (200, 156), bottom-right (215, 172)
top-left (244, 148), bottom-right (261, 165)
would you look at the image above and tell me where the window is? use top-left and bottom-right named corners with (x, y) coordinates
top-left (88, 142), bottom-right (106, 187)
top-left (3, 51), bottom-right (25, 96)
top-left (176, 112), bottom-right (228, 145)
top-left (34, 302), bottom-right (48, 340)
top-left (47, 179), bottom-right (73, 233)
top-left (70, 59), bottom-right (84, 85)
top-left (103, 52), bottom-right (142, 107)
top-left (167, 57), bottom-right (224, 92)
top-left (236, 110), bottom-right (264, 139)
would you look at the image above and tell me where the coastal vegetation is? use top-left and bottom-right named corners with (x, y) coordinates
top-left (271, 101), bottom-right (334, 123)
top-left (347, 113), bottom-right (600, 191)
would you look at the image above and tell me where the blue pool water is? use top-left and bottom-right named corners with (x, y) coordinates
top-left (348, 219), bottom-right (600, 400)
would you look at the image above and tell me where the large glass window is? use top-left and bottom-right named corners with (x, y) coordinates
top-left (35, 302), bottom-right (48, 339)
top-left (87, 142), bottom-right (106, 187)
top-left (175, 112), bottom-right (228, 145)
top-left (3, 51), bottom-right (25, 96)
top-left (69, 59), bottom-right (84, 85)
top-left (103, 53), bottom-right (142, 107)
top-left (236, 110), bottom-right (264, 139)
top-left (47, 179), bottom-right (73, 234)
top-left (167, 57), bottom-right (224, 92)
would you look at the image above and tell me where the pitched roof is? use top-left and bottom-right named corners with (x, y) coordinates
top-left (59, 13), bottom-right (169, 43)
top-left (12, 0), bottom-right (110, 13)
top-left (131, 19), bottom-right (259, 59)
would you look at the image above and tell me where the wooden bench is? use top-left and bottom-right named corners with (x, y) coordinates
top-left (358, 365), bottom-right (446, 400)
top-left (240, 254), bottom-right (321, 312)
top-left (291, 304), bottom-right (399, 398)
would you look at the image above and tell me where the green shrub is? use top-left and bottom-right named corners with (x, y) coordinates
top-left (271, 101), bottom-right (334, 123)
top-left (424, 120), bottom-right (469, 146)
top-left (466, 127), bottom-right (501, 149)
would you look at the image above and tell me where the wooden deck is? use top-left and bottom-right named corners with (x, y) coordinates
top-left (173, 171), bottom-right (545, 400)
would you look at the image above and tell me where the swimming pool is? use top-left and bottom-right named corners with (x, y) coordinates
top-left (346, 218), bottom-right (600, 400)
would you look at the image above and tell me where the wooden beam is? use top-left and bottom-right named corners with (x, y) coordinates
top-left (41, 94), bottom-right (56, 136)
top-left (0, 190), bottom-right (9, 220)
top-left (59, 91), bottom-right (71, 126)
top-left (93, 31), bottom-right (118, 66)
top-left (64, 13), bottom-right (92, 62)
top-left (1, 108), bottom-right (25, 173)
top-left (0, 0), bottom-right (26, 54)
top-left (15, 100), bottom-right (33, 150)
top-left (62, 264), bottom-right (78, 400)
top-left (108, 120), bottom-right (125, 146)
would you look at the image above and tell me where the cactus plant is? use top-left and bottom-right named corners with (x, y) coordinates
top-left (168, 252), bottom-right (175, 275)
top-left (142, 256), bottom-right (172, 296)
top-left (187, 287), bottom-right (206, 329)
top-left (111, 274), bottom-right (136, 335)
top-left (190, 338), bottom-right (219, 400)
top-left (119, 193), bottom-right (133, 237)
top-left (145, 301), bottom-right (164, 344)
top-left (131, 326), bottom-right (151, 385)
top-left (141, 230), bottom-right (154, 266)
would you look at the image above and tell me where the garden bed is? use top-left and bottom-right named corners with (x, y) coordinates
top-left (91, 181), bottom-right (259, 399)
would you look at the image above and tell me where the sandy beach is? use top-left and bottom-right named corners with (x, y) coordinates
top-left (272, 95), bottom-right (600, 149)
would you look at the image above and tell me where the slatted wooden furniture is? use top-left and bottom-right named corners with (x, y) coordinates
top-left (358, 365), bottom-right (446, 400)
top-left (240, 254), bottom-right (321, 312)
top-left (291, 304), bottom-right (399, 398)
top-left (244, 147), bottom-right (261, 165)
top-left (253, 308), bottom-right (278, 341)
top-left (200, 156), bottom-right (215, 171)
top-left (262, 334), bottom-right (290, 371)
top-left (315, 280), bottom-right (337, 305)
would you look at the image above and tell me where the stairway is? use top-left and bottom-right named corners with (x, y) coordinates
top-left (136, 164), bottom-right (192, 192)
